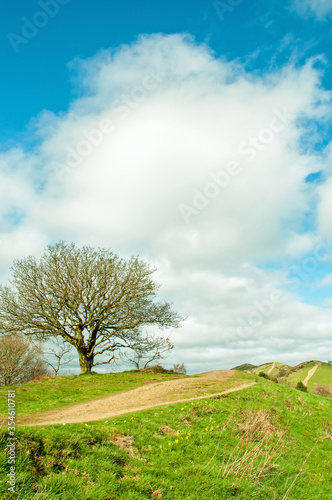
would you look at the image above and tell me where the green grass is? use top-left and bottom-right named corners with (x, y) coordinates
top-left (308, 364), bottom-right (332, 392)
top-left (1, 381), bottom-right (332, 499)
top-left (250, 361), bottom-right (332, 395)
top-left (251, 362), bottom-right (291, 377)
top-left (286, 361), bottom-right (317, 387)
top-left (0, 370), bottom-right (187, 416)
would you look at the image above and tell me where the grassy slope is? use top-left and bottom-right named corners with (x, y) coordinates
top-left (250, 361), bottom-right (332, 394)
top-left (308, 363), bottom-right (332, 391)
top-left (0, 371), bottom-right (187, 416)
top-left (1, 380), bottom-right (332, 499)
top-left (251, 362), bottom-right (291, 377)
top-left (286, 361), bottom-right (317, 386)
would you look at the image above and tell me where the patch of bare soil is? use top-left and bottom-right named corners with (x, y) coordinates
top-left (19, 370), bottom-right (255, 426)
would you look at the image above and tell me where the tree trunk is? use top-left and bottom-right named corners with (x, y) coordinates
top-left (78, 349), bottom-right (94, 374)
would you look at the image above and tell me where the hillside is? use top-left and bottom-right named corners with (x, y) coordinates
top-left (231, 363), bottom-right (257, 371)
top-left (0, 372), bottom-right (331, 499)
top-left (248, 360), bottom-right (332, 396)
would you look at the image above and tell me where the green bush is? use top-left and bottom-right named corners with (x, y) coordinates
top-left (296, 381), bottom-right (307, 392)
top-left (258, 371), bottom-right (270, 380)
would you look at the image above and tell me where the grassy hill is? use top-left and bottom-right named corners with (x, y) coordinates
top-left (0, 370), bottom-right (332, 498)
top-left (231, 363), bottom-right (257, 371)
top-left (248, 360), bottom-right (332, 396)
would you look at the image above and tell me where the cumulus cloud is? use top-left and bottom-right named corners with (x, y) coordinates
top-left (1, 34), bottom-right (332, 372)
top-left (291, 0), bottom-right (332, 19)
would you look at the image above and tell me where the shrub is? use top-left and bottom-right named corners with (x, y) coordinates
top-left (296, 381), bottom-right (307, 392)
top-left (144, 364), bottom-right (169, 373)
top-left (172, 363), bottom-right (187, 374)
top-left (314, 384), bottom-right (332, 398)
top-left (0, 333), bottom-right (50, 386)
top-left (258, 372), bottom-right (270, 380)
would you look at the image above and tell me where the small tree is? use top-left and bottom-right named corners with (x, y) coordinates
top-left (0, 242), bottom-right (183, 374)
top-left (123, 333), bottom-right (173, 369)
top-left (0, 334), bottom-right (49, 386)
top-left (172, 363), bottom-right (187, 374)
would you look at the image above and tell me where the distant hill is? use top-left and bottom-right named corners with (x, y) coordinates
top-left (232, 363), bottom-right (257, 371)
top-left (243, 360), bottom-right (332, 397)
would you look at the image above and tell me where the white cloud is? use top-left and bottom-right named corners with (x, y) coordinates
top-left (1, 34), bottom-right (332, 372)
top-left (317, 273), bottom-right (332, 288)
top-left (291, 0), bottom-right (332, 19)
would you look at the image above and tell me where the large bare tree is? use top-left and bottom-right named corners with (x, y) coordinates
top-left (0, 242), bottom-right (183, 374)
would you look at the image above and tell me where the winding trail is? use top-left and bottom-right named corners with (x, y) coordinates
top-left (303, 362), bottom-right (321, 386)
top-left (267, 362), bottom-right (276, 377)
top-left (18, 370), bottom-right (256, 427)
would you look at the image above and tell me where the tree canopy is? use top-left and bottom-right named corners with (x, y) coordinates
top-left (0, 241), bottom-right (183, 374)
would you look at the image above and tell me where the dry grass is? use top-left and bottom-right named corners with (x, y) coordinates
top-left (313, 384), bottom-right (332, 398)
top-left (218, 409), bottom-right (284, 483)
top-left (112, 434), bottom-right (142, 461)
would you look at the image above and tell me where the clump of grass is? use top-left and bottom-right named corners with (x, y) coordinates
top-left (219, 409), bottom-right (284, 483)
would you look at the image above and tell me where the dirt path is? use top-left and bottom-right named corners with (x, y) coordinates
top-left (303, 362), bottom-right (321, 386)
top-left (19, 370), bottom-right (256, 427)
top-left (267, 362), bottom-right (276, 377)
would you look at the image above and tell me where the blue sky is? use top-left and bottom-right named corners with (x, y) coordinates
top-left (1, 0), bottom-right (332, 373)
top-left (1, 0), bottom-right (332, 143)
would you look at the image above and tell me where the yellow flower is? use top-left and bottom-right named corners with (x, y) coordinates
top-left (169, 442), bottom-right (172, 446)
top-left (176, 431), bottom-right (180, 436)
top-left (175, 439), bottom-right (179, 444)
top-left (205, 428), bottom-right (208, 431)
top-left (210, 427), bottom-right (214, 431)
top-left (130, 417), bottom-right (135, 421)
top-left (188, 432), bottom-right (191, 436)
top-left (185, 436), bottom-right (189, 440)
top-left (181, 408), bottom-right (184, 411)
top-left (160, 446), bottom-right (162, 449)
